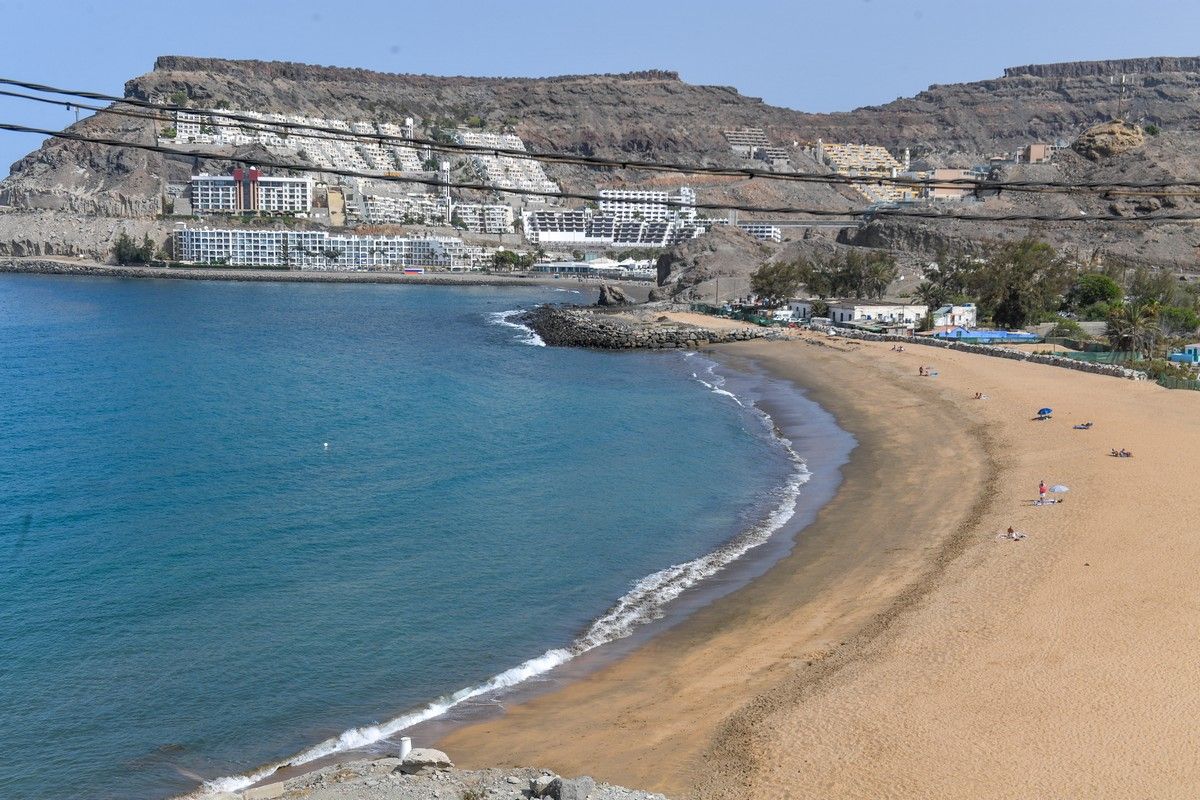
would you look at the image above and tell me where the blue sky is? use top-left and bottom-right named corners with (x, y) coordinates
top-left (2, 0), bottom-right (1199, 176)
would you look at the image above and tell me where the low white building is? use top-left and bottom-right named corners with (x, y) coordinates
top-left (736, 222), bottom-right (782, 242)
top-left (932, 303), bottom-right (977, 328)
top-left (174, 226), bottom-right (485, 271)
top-left (787, 299), bottom-right (819, 321)
top-left (828, 300), bottom-right (928, 328)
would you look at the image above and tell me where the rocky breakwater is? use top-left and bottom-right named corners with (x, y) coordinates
top-left (524, 305), bottom-right (774, 350)
top-left (223, 749), bottom-right (666, 800)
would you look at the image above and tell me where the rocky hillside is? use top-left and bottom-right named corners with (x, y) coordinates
top-left (4, 54), bottom-right (1200, 267)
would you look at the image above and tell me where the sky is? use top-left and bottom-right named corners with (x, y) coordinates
top-left (2, 0), bottom-right (1200, 176)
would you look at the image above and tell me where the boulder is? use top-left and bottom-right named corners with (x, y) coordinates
top-left (530, 774), bottom-right (558, 797)
top-left (547, 775), bottom-right (596, 800)
top-left (596, 284), bottom-right (632, 306)
top-left (1072, 120), bottom-right (1145, 161)
top-left (398, 747), bottom-right (454, 774)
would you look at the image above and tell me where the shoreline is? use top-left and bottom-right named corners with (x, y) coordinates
top-left (438, 332), bottom-right (1200, 799)
top-left (199, 348), bottom-right (853, 796)
top-left (435, 334), bottom-right (993, 795)
top-left (0, 257), bottom-right (652, 296)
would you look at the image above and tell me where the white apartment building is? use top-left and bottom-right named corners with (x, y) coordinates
top-left (190, 170), bottom-right (313, 215)
top-left (174, 227), bottom-right (486, 271)
top-left (190, 174), bottom-right (238, 213)
top-left (361, 193), bottom-right (451, 225)
top-left (453, 203), bottom-right (515, 234)
top-left (521, 209), bottom-right (704, 248)
top-left (597, 187), bottom-right (697, 223)
top-left (735, 222), bottom-right (782, 242)
top-left (932, 303), bottom-right (977, 328)
top-left (455, 130), bottom-right (560, 194)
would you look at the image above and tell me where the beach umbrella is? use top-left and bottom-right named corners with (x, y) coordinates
top-left (1038, 407), bottom-right (1053, 416)
top-left (1051, 484), bottom-right (1069, 493)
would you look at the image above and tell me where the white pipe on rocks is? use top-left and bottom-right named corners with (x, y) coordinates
top-left (399, 737), bottom-right (412, 761)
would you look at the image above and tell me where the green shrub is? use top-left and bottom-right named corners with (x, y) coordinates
top-left (1048, 318), bottom-right (1089, 339)
top-left (1145, 124), bottom-right (1161, 136)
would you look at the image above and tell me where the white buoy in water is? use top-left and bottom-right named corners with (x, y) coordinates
top-left (323, 442), bottom-right (329, 449)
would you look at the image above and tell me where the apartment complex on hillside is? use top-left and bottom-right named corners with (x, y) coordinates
top-left (455, 130), bottom-right (559, 195)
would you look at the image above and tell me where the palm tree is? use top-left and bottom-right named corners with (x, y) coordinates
top-left (1106, 301), bottom-right (1160, 358)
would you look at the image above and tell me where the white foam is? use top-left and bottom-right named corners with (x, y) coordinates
top-left (487, 309), bottom-right (545, 347)
top-left (189, 359), bottom-right (808, 798)
top-left (690, 360), bottom-right (745, 406)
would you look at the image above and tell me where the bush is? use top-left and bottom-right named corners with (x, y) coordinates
top-left (1081, 300), bottom-right (1117, 321)
top-left (1065, 273), bottom-right (1122, 311)
top-left (1139, 358), bottom-right (1193, 380)
top-left (168, 90), bottom-right (188, 107)
top-left (1159, 305), bottom-right (1200, 336)
top-left (1145, 124), bottom-right (1161, 136)
top-left (1049, 318), bottom-right (1089, 339)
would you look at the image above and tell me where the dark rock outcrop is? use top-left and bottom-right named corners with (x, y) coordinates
top-left (596, 284), bottom-right (632, 306)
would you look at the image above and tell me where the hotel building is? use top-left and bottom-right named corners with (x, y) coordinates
top-left (190, 170), bottom-right (313, 215)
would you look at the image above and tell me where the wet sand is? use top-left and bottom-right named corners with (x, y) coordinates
top-left (441, 332), bottom-right (1200, 798)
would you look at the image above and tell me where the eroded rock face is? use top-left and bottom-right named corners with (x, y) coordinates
top-left (1072, 120), bottom-right (1146, 161)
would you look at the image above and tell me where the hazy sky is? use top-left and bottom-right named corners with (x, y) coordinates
top-left (2, 0), bottom-right (1200, 176)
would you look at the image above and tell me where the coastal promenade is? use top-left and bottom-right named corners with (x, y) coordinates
top-left (0, 257), bottom-right (651, 295)
top-left (439, 332), bottom-right (1200, 798)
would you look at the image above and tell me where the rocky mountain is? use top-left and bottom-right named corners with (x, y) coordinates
top-left (4, 54), bottom-right (1200, 268)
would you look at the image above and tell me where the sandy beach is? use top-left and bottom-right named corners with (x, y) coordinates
top-left (439, 332), bottom-right (1200, 798)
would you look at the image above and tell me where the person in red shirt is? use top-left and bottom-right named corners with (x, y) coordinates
top-left (1038, 481), bottom-right (1048, 504)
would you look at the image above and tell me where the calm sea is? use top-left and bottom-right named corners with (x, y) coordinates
top-left (0, 274), bottom-right (801, 799)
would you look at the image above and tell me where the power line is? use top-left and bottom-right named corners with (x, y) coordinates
top-left (0, 120), bottom-right (856, 218)
top-left (3, 120), bottom-right (1198, 225)
top-left (6, 75), bottom-right (1200, 196)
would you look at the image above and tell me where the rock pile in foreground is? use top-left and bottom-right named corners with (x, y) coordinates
top-left (224, 754), bottom-right (667, 800)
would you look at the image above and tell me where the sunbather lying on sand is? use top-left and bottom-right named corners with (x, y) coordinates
top-left (1111, 448), bottom-right (1133, 458)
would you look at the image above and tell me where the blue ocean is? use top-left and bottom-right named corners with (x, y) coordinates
top-left (0, 274), bottom-right (803, 800)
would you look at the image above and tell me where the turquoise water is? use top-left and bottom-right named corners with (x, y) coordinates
top-left (0, 275), bottom-right (802, 800)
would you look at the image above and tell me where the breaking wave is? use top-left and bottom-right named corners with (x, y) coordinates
top-left (487, 309), bottom-right (545, 346)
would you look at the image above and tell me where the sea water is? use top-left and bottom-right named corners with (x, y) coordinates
top-left (0, 275), bottom-right (800, 799)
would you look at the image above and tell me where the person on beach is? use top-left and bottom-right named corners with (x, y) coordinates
top-left (1039, 480), bottom-right (1048, 504)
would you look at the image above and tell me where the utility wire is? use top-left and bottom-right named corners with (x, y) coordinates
top-left (3, 120), bottom-right (1198, 225)
top-left (6, 76), bottom-right (1200, 196)
top-left (0, 121), bottom-right (856, 218)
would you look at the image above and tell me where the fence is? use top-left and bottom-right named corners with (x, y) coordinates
top-left (1156, 376), bottom-right (1200, 391)
top-left (688, 303), bottom-right (785, 327)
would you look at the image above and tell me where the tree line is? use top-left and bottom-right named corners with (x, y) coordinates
top-left (749, 237), bottom-right (1200, 358)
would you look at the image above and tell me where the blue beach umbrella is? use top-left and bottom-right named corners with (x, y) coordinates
top-left (1038, 407), bottom-right (1053, 416)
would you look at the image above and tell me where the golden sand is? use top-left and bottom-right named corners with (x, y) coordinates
top-left (440, 333), bottom-right (1200, 798)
